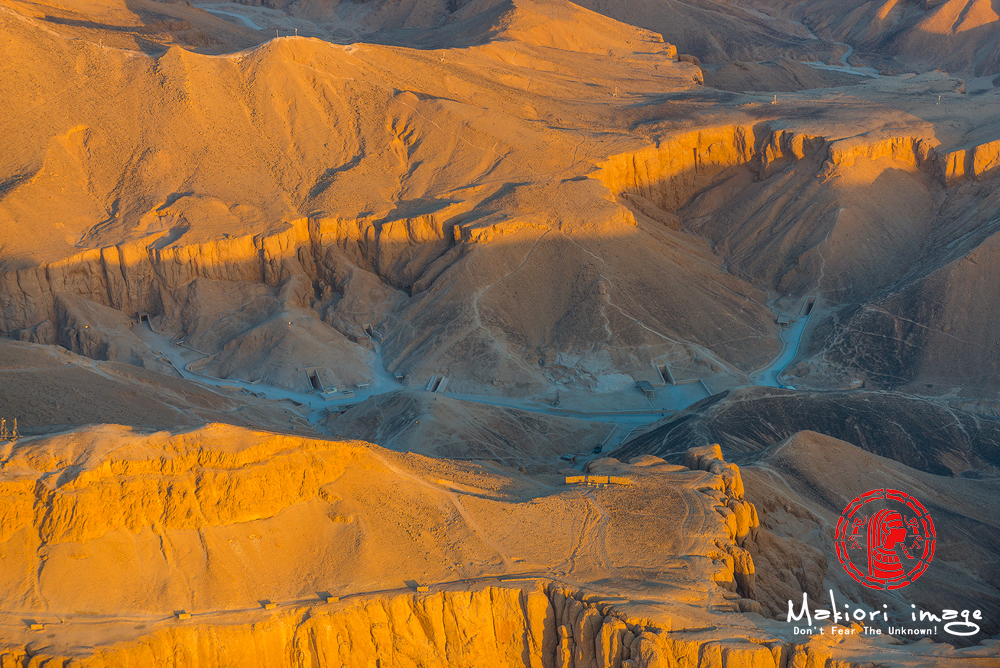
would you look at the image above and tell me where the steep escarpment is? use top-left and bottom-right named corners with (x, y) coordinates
top-left (0, 215), bottom-right (434, 390)
top-left (590, 125), bottom-right (758, 212)
top-left (591, 116), bottom-right (966, 310)
top-left (0, 215), bottom-right (440, 341)
top-left (0, 199), bottom-right (780, 394)
top-left (787, 144), bottom-right (1000, 399)
top-left (0, 425), bottom-right (383, 546)
top-left (0, 581), bottom-right (843, 668)
top-left (601, 118), bottom-right (974, 305)
top-left (590, 101), bottom-right (1000, 401)
top-left (593, 85), bottom-right (999, 298)
top-left (4, 98), bottom-right (996, 397)
top-left (589, 120), bottom-right (948, 220)
top-left (938, 138), bottom-right (1000, 185)
top-left (0, 423), bottom-right (812, 666)
top-left (6, 0), bottom-right (999, 401)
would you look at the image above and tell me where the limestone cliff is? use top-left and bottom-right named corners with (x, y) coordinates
top-left (0, 582), bottom-right (844, 668)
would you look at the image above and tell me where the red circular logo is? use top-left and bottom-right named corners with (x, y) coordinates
top-left (835, 489), bottom-right (936, 590)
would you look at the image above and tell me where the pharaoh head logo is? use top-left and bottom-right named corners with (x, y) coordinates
top-left (835, 489), bottom-right (936, 590)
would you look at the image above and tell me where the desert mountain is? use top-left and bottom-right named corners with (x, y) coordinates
top-left (751, 0), bottom-right (1000, 76)
top-left (2, 0), bottom-right (1000, 664)
top-left (219, 0), bottom-right (1000, 76)
top-left (4, 0), bottom-right (1000, 401)
top-left (1, 0), bottom-right (785, 399)
top-left (617, 386), bottom-right (1000, 476)
top-left (741, 431), bottom-right (1000, 640)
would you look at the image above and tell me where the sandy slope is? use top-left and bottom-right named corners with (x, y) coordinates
top-left (0, 339), bottom-right (307, 434)
top-left (324, 388), bottom-right (613, 463)
top-left (742, 431), bottom-right (1000, 640)
top-left (616, 386), bottom-right (1000, 476)
top-left (1, 0), bottom-right (265, 53)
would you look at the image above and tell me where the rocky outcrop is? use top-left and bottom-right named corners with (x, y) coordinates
top-left (937, 138), bottom-right (1000, 185)
top-left (591, 122), bottom-right (1000, 216)
top-left (684, 444), bottom-right (760, 601)
top-left (590, 126), bottom-right (758, 212)
top-left (0, 424), bottom-right (380, 545)
top-left (822, 134), bottom-right (936, 174)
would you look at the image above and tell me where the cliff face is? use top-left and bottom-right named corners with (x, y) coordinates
top-left (590, 108), bottom-right (1000, 401)
top-left (0, 581), bottom-right (841, 668)
top-left (0, 216), bottom-right (435, 340)
top-left (0, 424), bottom-right (757, 607)
top-left (1, 424), bottom-right (994, 666)
top-left (0, 198), bottom-right (779, 393)
top-left (939, 138), bottom-right (1000, 185)
top-left (3, 103), bottom-right (997, 396)
top-left (593, 119), bottom-right (998, 311)
top-left (590, 126), bottom-right (758, 213)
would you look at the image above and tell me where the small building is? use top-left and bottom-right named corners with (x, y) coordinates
top-left (776, 315), bottom-right (792, 328)
top-left (636, 380), bottom-right (655, 399)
